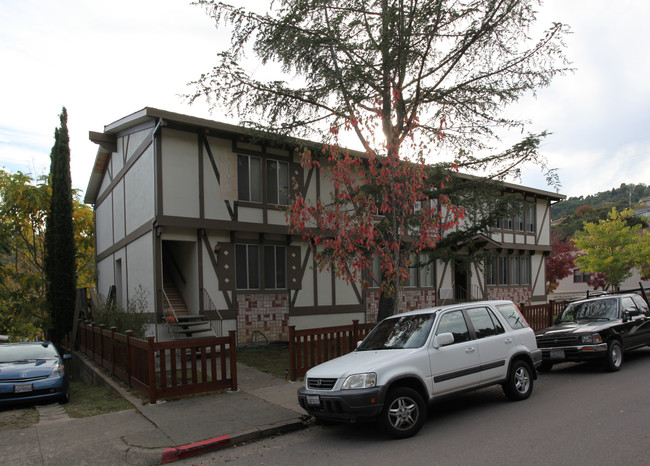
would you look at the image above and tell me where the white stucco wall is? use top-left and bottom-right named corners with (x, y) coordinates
top-left (126, 232), bottom-right (155, 313)
top-left (96, 256), bottom-right (114, 300)
top-left (161, 128), bottom-right (199, 218)
top-left (203, 136), bottom-right (232, 220)
top-left (95, 196), bottom-right (113, 254)
top-left (125, 144), bottom-right (155, 233)
top-left (112, 179), bottom-right (125, 243)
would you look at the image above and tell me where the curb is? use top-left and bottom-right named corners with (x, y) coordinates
top-left (160, 417), bottom-right (310, 463)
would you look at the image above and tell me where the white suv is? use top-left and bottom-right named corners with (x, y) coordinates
top-left (298, 301), bottom-right (542, 438)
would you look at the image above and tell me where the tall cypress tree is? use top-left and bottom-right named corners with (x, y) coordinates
top-left (46, 107), bottom-right (77, 346)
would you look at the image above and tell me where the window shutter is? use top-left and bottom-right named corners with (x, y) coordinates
top-left (216, 243), bottom-right (235, 291)
top-left (287, 246), bottom-right (302, 290)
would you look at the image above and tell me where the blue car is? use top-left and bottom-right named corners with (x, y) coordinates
top-left (0, 342), bottom-right (71, 406)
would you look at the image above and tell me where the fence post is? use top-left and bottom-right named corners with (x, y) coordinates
top-left (99, 324), bottom-right (105, 365)
top-left (110, 327), bottom-right (117, 377)
top-left (352, 320), bottom-right (359, 348)
top-left (288, 326), bottom-right (296, 381)
top-left (548, 300), bottom-right (555, 327)
top-left (147, 336), bottom-right (156, 404)
top-left (228, 330), bottom-right (238, 391)
top-left (89, 322), bottom-right (95, 359)
top-left (125, 330), bottom-right (133, 388)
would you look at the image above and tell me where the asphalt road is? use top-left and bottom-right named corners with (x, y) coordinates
top-left (181, 347), bottom-right (650, 466)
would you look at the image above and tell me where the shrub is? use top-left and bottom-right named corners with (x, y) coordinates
top-left (91, 286), bottom-right (150, 339)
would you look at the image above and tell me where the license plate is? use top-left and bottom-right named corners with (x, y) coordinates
top-left (550, 349), bottom-right (565, 360)
top-left (14, 383), bottom-right (33, 393)
top-left (306, 395), bottom-right (321, 407)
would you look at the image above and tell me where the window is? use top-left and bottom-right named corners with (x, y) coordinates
top-left (237, 155), bottom-right (262, 202)
top-left (406, 254), bottom-right (418, 287)
top-left (573, 269), bottom-right (591, 283)
top-left (236, 244), bottom-right (260, 289)
top-left (514, 211), bottom-right (523, 231)
top-left (467, 307), bottom-right (504, 338)
top-left (420, 253), bottom-right (434, 287)
top-left (499, 256), bottom-right (509, 285)
top-left (488, 255), bottom-right (530, 287)
top-left (520, 256), bottom-right (531, 285)
top-left (266, 160), bottom-right (289, 205)
top-left (264, 245), bottom-right (287, 289)
top-left (496, 303), bottom-right (529, 329)
top-left (371, 254), bottom-right (382, 288)
top-left (436, 310), bottom-right (470, 344)
top-left (236, 244), bottom-right (287, 290)
top-left (526, 204), bottom-right (536, 232)
top-left (486, 256), bottom-right (497, 286)
top-left (510, 256), bottom-right (520, 285)
top-left (632, 295), bottom-right (649, 314)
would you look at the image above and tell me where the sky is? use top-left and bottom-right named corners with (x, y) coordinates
top-left (1, 0), bottom-right (649, 200)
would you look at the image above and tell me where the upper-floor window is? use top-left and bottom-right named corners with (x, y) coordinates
top-left (238, 155), bottom-right (262, 203)
top-left (573, 269), bottom-right (591, 283)
top-left (238, 154), bottom-right (289, 205)
top-left (493, 202), bottom-right (536, 233)
top-left (266, 160), bottom-right (289, 205)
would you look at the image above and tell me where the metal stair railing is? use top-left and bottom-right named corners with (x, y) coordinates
top-left (202, 289), bottom-right (223, 337)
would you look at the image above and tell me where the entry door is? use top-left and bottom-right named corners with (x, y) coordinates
top-left (430, 310), bottom-right (480, 395)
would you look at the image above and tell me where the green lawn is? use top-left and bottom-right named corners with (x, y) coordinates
top-left (63, 380), bottom-right (133, 418)
top-left (236, 344), bottom-right (290, 379)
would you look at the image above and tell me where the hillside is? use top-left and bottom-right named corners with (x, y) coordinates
top-left (551, 183), bottom-right (650, 220)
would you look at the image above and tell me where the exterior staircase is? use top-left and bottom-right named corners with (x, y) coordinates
top-left (163, 279), bottom-right (216, 340)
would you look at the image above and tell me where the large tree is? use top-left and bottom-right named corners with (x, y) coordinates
top-left (45, 107), bottom-right (77, 345)
top-left (191, 0), bottom-right (569, 318)
top-left (573, 208), bottom-right (650, 291)
top-left (545, 229), bottom-right (576, 293)
top-left (0, 169), bottom-right (94, 341)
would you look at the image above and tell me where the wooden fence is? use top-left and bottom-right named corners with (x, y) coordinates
top-left (520, 300), bottom-right (568, 331)
top-left (77, 321), bottom-right (237, 403)
top-left (288, 320), bottom-right (375, 381)
top-left (287, 303), bottom-right (570, 380)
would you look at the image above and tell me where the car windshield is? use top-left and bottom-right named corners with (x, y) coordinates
top-left (358, 314), bottom-right (434, 350)
top-left (558, 298), bottom-right (618, 322)
top-left (0, 343), bottom-right (59, 363)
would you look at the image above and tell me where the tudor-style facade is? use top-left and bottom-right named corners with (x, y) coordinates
top-left (85, 108), bottom-right (564, 342)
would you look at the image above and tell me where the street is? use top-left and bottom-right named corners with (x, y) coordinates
top-left (181, 347), bottom-right (650, 465)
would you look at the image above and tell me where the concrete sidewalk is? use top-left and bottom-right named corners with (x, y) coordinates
top-left (0, 355), bottom-right (309, 465)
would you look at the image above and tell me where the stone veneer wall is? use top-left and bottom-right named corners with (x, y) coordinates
top-left (237, 293), bottom-right (289, 343)
top-left (486, 286), bottom-right (532, 306)
top-left (366, 289), bottom-right (437, 324)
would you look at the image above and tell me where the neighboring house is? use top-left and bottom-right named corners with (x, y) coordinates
top-left (550, 267), bottom-right (650, 300)
top-left (85, 108), bottom-right (564, 342)
top-left (634, 197), bottom-right (650, 219)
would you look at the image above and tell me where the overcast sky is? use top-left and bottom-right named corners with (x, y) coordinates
top-left (1, 0), bottom-right (649, 200)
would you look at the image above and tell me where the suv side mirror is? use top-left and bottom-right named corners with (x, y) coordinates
top-left (434, 332), bottom-right (454, 348)
top-left (623, 308), bottom-right (640, 321)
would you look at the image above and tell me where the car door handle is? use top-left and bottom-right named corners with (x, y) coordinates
top-left (465, 347), bottom-right (475, 353)
top-left (504, 338), bottom-right (513, 344)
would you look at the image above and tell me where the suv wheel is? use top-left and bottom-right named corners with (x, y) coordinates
top-left (380, 387), bottom-right (426, 439)
top-left (502, 360), bottom-right (533, 401)
top-left (603, 340), bottom-right (623, 372)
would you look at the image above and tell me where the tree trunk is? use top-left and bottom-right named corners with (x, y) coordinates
top-left (378, 288), bottom-right (396, 322)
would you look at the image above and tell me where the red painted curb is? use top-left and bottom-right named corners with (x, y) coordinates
top-left (161, 435), bottom-right (232, 463)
